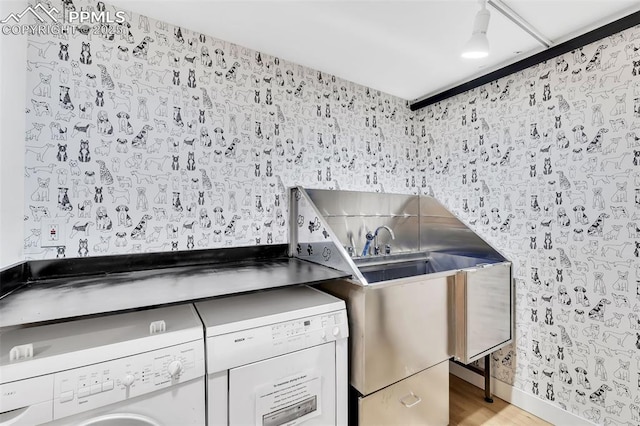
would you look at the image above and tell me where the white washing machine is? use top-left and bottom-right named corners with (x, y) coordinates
top-left (0, 304), bottom-right (205, 425)
top-left (195, 286), bottom-right (348, 426)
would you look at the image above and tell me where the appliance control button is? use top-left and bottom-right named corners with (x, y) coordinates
top-left (122, 374), bottom-right (135, 387)
top-left (168, 360), bottom-right (183, 379)
top-left (60, 390), bottom-right (74, 403)
top-left (78, 386), bottom-right (90, 398)
top-left (90, 383), bottom-right (102, 395)
top-left (332, 326), bottom-right (340, 337)
top-left (102, 380), bottom-right (114, 391)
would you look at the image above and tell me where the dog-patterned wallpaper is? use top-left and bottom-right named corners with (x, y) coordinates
top-left (20, 0), bottom-right (640, 423)
top-left (22, 0), bottom-right (416, 260)
top-left (419, 26), bottom-right (640, 425)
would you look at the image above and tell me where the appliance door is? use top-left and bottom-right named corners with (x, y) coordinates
top-left (453, 262), bottom-right (512, 364)
top-left (46, 378), bottom-right (205, 426)
top-left (229, 343), bottom-right (336, 426)
top-left (75, 413), bottom-right (161, 426)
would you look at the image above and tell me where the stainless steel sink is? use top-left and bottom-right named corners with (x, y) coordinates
top-left (352, 251), bottom-right (428, 267)
top-left (292, 187), bottom-right (514, 411)
top-left (355, 259), bottom-right (428, 283)
top-left (351, 252), bottom-right (430, 283)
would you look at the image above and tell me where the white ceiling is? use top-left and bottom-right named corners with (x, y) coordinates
top-left (108, 0), bottom-right (640, 101)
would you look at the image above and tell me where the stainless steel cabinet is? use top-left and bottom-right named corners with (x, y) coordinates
top-left (358, 361), bottom-right (449, 426)
top-left (320, 276), bottom-right (450, 396)
top-left (453, 262), bottom-right (512, 364)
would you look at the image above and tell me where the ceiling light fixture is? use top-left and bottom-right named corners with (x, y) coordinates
top-left (461, 0), bottom-right (490, 59)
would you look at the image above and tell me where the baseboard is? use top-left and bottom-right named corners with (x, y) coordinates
top-left (449, 361), bottom-right (596, 426)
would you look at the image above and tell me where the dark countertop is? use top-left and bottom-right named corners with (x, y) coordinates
top-left (0, 246), bottom-right (350, 328)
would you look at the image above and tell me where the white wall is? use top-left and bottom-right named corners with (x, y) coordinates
top-left (0, 0), bottom-right (27, 268)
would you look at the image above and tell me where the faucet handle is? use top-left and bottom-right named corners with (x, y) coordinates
top-left (384, 244), bottom-right (391, 255)
top-left (346, 246), bottom-right (355, 257)
top-left (373, 246), bottom-right (381, 256)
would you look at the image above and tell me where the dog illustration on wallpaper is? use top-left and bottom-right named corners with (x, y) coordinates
top-left (76, 239), bottom-right (89, 257)
top-left (26, 39), bottom-right (56, 59)
top-left (115, 205), bottom-right (133, 227)
top-left (58, 85), bottom-right (74, 110)
top-left (31, 99), bottom-right (52, 117)
top-left (132, 36), bottom-right (154, 59)
top-left (95, 64), bottom-right (115, 90)
top-left (78, 140), bottom-right (91, 163)
top-left (131, 124), bottom-right (153, 149)
top-left (585, 128), bottom-right (609, 153)
top-left (585, 44), bottom-right (608, 72)
top-left (56, 186), bottom-right (72, 211)
top-left (96, 111), bottom-right (114, 136)
top-left (116, 46), bottom-right (129, 61)
top-left (131, 214), bottom-right (152, 239)
top-left (30, 177), bottom-right (51, 202)
top-left (186, 69), bottom-right (196, 88)
top-left (49, 122), bottom-right (68, 141)
top-left (32, 73), bottom-right (52, 98)
top-left (95, 206), bottom-right (112, 231)
top-left (173, 106), bottom-right (184, 127)
top-left (136, 188), bottom-right (148, 211)
top-left (79, 42), bottom-right (92, 65)
top-left (94, 90), bottom-right (105, 107)
top-left (610, 93), bottom-right (627, 116)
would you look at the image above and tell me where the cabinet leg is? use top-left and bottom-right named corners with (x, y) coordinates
top-left (484, 354), bottom-right (493, 403)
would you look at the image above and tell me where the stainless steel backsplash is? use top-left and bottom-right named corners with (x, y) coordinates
top-left (303, 187), bottom-right (507, 261)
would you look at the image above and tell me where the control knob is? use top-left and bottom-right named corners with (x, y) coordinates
top-left (122, 374), bottom-right (135, 387)
top-left (168, 360), bottom-right (183, 379)
top-left (332, 326), bottom-right (340, 337)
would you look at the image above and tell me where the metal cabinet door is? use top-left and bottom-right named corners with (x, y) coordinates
top-left (453, 262), bottom-right (512, 364)
top-left (358, 361), bottom-right (449, 426)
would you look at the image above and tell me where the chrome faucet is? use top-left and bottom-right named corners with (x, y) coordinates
top-left (373, 225), bottom-right (395, 255)
top-left (362, 225), bottom-right (395, 256)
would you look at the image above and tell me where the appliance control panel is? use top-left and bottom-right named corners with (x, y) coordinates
top-left (208, 309), bottom-right (348, 372)
top-left (53, 340), bottom-right (204, 420)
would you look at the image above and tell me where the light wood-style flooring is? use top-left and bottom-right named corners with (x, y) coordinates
top-left (450, 374), bottom-right (551, 425)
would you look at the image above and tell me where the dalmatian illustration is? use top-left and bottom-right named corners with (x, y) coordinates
top-left (589, 384), bottom-right (612, 407)
top-left (588, 298), bottom-right (611, 322)
top-left (132, 36), bottom-right (154, 59)
top-left (585, 44), bottom-right (608, 72)
top-left (587, 213), bottom-right (610, 236)
top-left (224, 214), bottom-right (241, 236)
top-left (131, 214), bottom-right (152, 239)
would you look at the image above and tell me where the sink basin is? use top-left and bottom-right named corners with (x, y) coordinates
top-left (351, 251), bottom-right (502, 284)
top-left (359, 261), bottom-right (429, 283)
top-left (354, 253), bottom-right (431, 283)
top-left (353, 252), bottom-right (428, 267)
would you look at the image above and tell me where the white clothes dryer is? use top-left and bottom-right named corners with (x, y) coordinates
top-left (0, 304), bottom-right (205, 425)
top-left (195, 285), bottom-right (348, 426)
